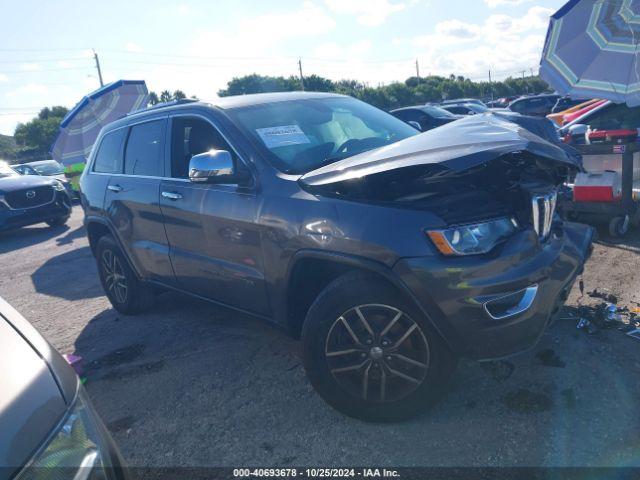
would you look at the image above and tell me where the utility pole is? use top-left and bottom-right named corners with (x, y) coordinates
top-left (415, 59), bottom-right (420, 78)
top-left (93, 49), bottom-right (104, 87)
top-left (298, 58), bottom-right (305, 91)
top-left (488, 70), bottom-right (493, 102)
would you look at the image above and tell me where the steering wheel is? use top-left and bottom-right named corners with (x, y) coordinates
top-left (334, 138), bottom-right (363, 155)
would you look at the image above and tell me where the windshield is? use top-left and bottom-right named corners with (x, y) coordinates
top-left (423, 105), bottom-right (456, 118)
top-left (468, 104), bottom-right (489, 113)
top-left (32, 161), bottom-right (65, 176)
top-left (226, 96), bottom-right (419, 174)
top-left (0, 162), bottom-right (17, 178)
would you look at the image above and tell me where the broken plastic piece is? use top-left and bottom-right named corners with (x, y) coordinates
top-left (577, 317), bottom-right (598, 334)
top-left (62, 353), bottom-right (83, 376)
top-left (605, 303), bottom-right (622, 324)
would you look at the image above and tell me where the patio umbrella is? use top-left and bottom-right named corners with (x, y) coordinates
top-left (540, 0), bottom-right (640, 106)
top-left (50, 80), bottom-right (149, 166)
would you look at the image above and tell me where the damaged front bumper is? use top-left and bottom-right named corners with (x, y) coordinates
top-left (393, 221), bottom-right (594, 360)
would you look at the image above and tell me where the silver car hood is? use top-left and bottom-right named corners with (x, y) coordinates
top-left (299, 114), bottom-right (579, 187)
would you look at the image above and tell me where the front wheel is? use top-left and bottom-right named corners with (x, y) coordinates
top-left (46, 215), bottom-right (69, 227)
top-left (95, 235), bottom-right (155, 315)
top-left (301, 272), bottom-right (457, 421)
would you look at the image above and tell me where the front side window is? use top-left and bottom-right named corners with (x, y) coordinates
top-left (33, 161), bottom-right (64, 176)
top-left (170, 117), bottom-right (238, 179)
top-left (226, 96), bottom-right (418, 174)
top-left (93, 129), bottom-right (126, 174)
top-left (124, 120), bottom-right (164, 177)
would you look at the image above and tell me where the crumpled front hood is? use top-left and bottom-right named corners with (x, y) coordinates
top-left (300, 114), bottom-right (579, 187)
top-left (0, 175), bottom-right (56, 193)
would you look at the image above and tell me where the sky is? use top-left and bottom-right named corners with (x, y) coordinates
top-left (0, 0), bottom-right (565, 135)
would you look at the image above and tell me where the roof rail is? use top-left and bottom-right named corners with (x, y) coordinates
top-left (126, 98), bottom-right (198, 116)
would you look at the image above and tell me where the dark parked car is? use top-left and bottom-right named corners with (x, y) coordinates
top-left (0, 162), bottom-right (71, 231)
top-left (551, 96), bottom-right (586, 114)
top-left (12, 159), bottom-right (77, 198)
top-left (0, 296), bottom-right (127, 479)
top-left (80, 92), bottom-right (593, 421)
top-left (390, 105), bottom-right (462, 131)
top-left (441, 102), bottom-right (489, 115)
top-left (508, 94), bottom-right (560, 116)
top-left (441, 98), bottom-right (486, 107)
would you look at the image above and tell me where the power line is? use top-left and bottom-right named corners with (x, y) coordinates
top-left (0, 66), bottom-right (91, 74)
top-left (0, 57), bottom-right (90, 64)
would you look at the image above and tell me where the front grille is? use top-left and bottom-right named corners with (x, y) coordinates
top-left (4, 186), bottom-right (55, 209)
top-left (531, 190), bottom-right (557, 241)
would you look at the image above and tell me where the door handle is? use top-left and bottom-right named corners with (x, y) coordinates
top-left (107, 184), bottom-right (123, 193)
top-left (162, 191), bottom-right (183, 200)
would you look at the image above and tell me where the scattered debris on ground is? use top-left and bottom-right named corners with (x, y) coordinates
top-left (561, 297), bottom-right (640, 339)
top-left (587, 288), bottom-right (618, 304)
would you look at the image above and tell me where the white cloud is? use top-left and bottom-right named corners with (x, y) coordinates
top-left (124, 42), bottom-right (143, 53)
top-left (0, 74), bottom-right (8, 83)
top-left (435, 19), bottom-right (482, 39)
top-left (313, 39), bottom-right (372, 58)
top-left (484, 0), bottom-right (531, 8)
top-left (177, 4), bottom-right (190, 14)
top-left (5, 83), bottom-right (49, 98)
top-left (324, 0), bottom-right (407, 26)
top-left (410, 6), bottom-right (552, 80)
top-left (20, 63), bottom-right (41, 72)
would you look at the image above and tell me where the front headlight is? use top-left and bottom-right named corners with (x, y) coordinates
top-left (52, 181), bottom-right (67, 191)
top-left (427, 217), bottom-right (518, 256)
top-left (17, 389), bottom-right (113, 480)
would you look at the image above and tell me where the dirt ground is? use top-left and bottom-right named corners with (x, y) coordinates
top-left (0, 206), bottom-right (639, 467)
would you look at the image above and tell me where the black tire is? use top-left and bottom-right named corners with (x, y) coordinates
top-left (95, 235), bottom-right (155, 315)
top-left (608, 216), bottom-right (629, 237)
top-left (301, 271), bottom-right (457, 422)
top-left (46, 215), bottom-right (69, 227)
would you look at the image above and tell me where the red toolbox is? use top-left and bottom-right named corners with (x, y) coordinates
top-left (573, 171), bottom-right (622, 202)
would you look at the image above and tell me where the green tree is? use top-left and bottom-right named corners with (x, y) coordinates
top-left (214, 72), bottom-right (552, 109)
top-left (14, 106), bottom-right (69, 158)
top-left (303, 74), bottom-right (334, 92)
top-left (148, 91), bottom-right (159, 105)
top-left (159, 90), bottom-right (173, 103)
top-left (0, 134), bottom-right (17, 161)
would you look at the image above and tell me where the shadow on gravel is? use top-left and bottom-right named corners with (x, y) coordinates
top-left (0, 223), bottom-right (70, 254)
top-left (55, 225), bottom-right (86, 246)
top-left (31, 245), bottom-right (104, 300)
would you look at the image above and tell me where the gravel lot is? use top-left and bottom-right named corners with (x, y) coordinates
top-left (1, 206), bottom-right (639, 468)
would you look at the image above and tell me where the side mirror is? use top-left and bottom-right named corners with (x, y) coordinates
top-left (189, 150), bottom-right (235, 183)
top-left (407, 120), bottom-right (422, 131)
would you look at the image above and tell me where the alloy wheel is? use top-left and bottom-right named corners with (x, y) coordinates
top-left (101, 250), bottom-right (128, 304)
top-left (324, 304), bottom-right (430, 403)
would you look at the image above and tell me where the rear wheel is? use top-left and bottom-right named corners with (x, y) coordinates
top-left (95, 235), bottom-right (155, 315)
top-left (608, 215), bottom-right (629, 237)
top-left (302, 271), bottom-right (457, 421)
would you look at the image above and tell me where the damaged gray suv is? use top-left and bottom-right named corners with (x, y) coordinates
top-left (80, 92), bottom-right (593, 421)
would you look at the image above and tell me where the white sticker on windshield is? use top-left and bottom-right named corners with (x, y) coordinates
top-left (256, 124), bottom-right (310, 148)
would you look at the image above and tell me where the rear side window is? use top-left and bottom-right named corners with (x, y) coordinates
top-left (124, 120), bottom-right (165, 176)
top-left (93, 129), bottom-right (126, 173)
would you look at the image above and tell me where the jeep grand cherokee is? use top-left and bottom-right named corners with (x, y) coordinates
top-left (80, 92), bottom-right (593, 421)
